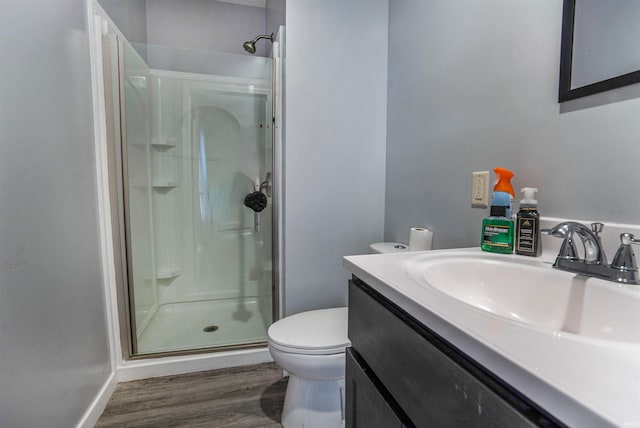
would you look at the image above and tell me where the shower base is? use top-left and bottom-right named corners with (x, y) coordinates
top-left (136, 298), bottom-right (269, 355)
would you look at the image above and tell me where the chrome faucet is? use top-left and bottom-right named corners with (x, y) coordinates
top-left (544, 221), bottom-right (640, 285)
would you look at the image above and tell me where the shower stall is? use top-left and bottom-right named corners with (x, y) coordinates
top-left (103, 37), bottom-right (278, 357)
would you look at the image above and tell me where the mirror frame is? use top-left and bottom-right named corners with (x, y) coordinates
top-left (559, 0), bottom-right (640, 102)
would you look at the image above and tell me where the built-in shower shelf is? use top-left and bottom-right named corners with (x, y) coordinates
top-left (151, 137), bottom-right (177, 150)
top-left (129, 138), bottom-right (177, 150)
top-left (152, 180), bottom-right (178, 189)
top-left (156, 268), bottom-right (182, 280)
top-left (132, 180), bottom-right (178, 189)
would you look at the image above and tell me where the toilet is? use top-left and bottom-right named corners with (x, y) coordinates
top-left (268, 308), bottom-right (349, 427)
top-left (267, 242), bottom-right (407, 427)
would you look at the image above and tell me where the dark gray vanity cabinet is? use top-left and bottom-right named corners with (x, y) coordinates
top-left (346, 277), bottom-right (563, 428)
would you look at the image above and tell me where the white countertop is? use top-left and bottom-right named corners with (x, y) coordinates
top-left (344, 247), bottom-right (640, 427)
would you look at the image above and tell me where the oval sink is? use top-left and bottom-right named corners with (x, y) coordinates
top-left (406, 254), bottom-right (640, 345)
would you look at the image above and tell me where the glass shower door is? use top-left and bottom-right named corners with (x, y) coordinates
top-left (120, 41), bottom-right (155, 335)
top-left (118, 40), bottom-right (274, 356)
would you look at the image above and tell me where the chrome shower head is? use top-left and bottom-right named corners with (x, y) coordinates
top-left (242, 33), bottom-right (274, 55)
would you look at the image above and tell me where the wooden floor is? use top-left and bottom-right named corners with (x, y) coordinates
top-left (96, 363), bottom-right (288, 428)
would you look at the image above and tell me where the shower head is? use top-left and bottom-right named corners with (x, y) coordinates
top-left (243, 40), bottom-right (257, 54)
top-left (242, 33), bottom-right (274, 55)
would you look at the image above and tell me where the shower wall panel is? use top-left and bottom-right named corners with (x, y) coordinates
top-left (152, 75), bottom-right (271, 305)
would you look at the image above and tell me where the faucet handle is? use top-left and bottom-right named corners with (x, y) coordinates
top-left (591, 222), bottom-right (604, 236)
top-left (620, 233), bottom-right (640, 246)
top-left (611, 233), bottom-right (640, 272)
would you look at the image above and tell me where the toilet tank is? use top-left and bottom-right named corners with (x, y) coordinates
top-left (369, 242), bottom-right (408, 254)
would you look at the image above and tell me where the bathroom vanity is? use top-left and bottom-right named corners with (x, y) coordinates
top-left (346, 277), bottom-right (558, 427)
top-left (343, 242), bottom-right (640, 428)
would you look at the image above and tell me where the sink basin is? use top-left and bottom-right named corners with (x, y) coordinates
top-left (405, 254), bottom-right (640, 345)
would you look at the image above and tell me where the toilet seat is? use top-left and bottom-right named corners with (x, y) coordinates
top-left (268, 307), bottom-right (350, 356)
top-left (269, 341), bottom-right (346, 355)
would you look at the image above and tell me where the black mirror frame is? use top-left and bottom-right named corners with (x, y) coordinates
top-left (559, 0), bottom-right (640, 102)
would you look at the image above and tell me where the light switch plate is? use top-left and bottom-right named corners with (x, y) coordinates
top-left (471, 171), bottom-right (489, 208)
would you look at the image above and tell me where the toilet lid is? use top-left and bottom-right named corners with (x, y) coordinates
top-left (268, 307), bottom-right (350, 355)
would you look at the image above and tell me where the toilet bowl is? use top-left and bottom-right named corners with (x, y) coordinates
top-left (268, 307), bottom-right (350, 428)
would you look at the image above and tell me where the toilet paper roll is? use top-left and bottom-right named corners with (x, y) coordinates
top-left (408, 227), bottom-right (433, 251)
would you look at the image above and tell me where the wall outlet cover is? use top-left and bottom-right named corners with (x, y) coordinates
top-left (471, 171), bottom-right (489, 208)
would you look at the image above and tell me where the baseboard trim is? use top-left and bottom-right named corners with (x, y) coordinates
top-left (117, 347), bottom-right (273, 382)
top-left (76, 371), bottom-right (118, 428)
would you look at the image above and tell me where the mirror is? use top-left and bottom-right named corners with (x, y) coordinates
top-left (559, 0), bottom-right (640, 102)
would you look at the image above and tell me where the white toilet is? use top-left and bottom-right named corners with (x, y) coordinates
top-left (268, 307), bottom-right (349, 427)
top-left (267, 242), bottom-right (407, 427)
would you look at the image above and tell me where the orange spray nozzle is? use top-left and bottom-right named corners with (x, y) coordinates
top-left (493, 167), bottom-right (515, 197)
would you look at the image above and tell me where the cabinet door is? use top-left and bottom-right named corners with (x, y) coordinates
top-left (345, 348), bottom-right (412, 428)
top-left (349, 278), bottom-right (557, 428)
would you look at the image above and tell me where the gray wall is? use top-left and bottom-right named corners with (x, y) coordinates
top-left (0, 1), bottom-right (111, 426)
top-left (98, 0), bottom-right (148, 43)
top-left (284, 0), bottom-right (388, 315)
top-left (385, 0), bottom-right (640, 249)
top-left (266, 0), bottom-right (286, 37)
top-left (146, 0), bottom-right (268, 56)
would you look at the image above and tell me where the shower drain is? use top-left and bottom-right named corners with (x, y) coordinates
top-left (203, 325), bottom-right (219, 333)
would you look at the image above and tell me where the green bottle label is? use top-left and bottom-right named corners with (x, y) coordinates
top-left (483, 225), bottom-right (511, 246)
top-left (481, 219), bottom-right (514, 253)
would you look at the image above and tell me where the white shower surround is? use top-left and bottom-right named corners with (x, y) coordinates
top-left (128, 63), bottom-right (274, 353)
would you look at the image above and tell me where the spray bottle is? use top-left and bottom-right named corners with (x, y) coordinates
top-left (481, 167), bottom-right (515, 253)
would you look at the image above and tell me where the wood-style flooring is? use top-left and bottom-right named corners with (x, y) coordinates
top-left (96, 363), bottom-right (288, 428)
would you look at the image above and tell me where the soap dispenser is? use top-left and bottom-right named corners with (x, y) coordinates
top-left (515, 187), bottom-right (541, 257)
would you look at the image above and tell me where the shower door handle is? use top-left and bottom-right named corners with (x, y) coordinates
top-left (259, 172), bottom-right (272, 197)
